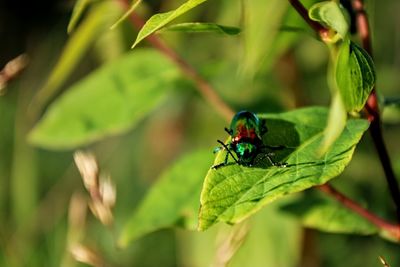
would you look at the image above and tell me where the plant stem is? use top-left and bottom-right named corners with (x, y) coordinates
top-left (288, 0), bottom-right (400, 233)
top-left (117, 0), bottom-right (234, 121)
top-left (318, 184), bottom-right (400, 239)
top-left (288, 0), bottom-right (329, 39)
top-left (351, 0), bottom-right (400, 222)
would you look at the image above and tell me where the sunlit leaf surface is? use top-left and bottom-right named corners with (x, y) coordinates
top-left (29, 49), bottom-right (181, 149)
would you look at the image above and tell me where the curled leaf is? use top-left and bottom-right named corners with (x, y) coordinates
top-left (336, 40), bottom-right (376, 112)
top-left (309, 1), bottom-right (349, 41)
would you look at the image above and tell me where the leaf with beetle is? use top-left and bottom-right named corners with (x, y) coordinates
top-left (198, 107), bottom-right (369, 231)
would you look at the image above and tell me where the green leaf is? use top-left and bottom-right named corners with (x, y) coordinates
top-left (28, 49), bottom-right (181, 149)
top-left (118, 150), bottom-right (212, 247)
top-left (67, 0), bottom-right (93, 33)
top-left (336, 39), bottom-right (376, 112)
top-left (159, 22), bottom-right (241, 35)
top-left (32, 2), bottom-right (122, 117)
top-left (110, 0), bottom-right (142, 30)
top-left (281, 192), bottom-right (378, 235)
top-left (309, 1), bottom-right (349, 40)
top-left (131, 0), bottom-right (208, 48)
top-left (198, 107), bottom-right (369, 231)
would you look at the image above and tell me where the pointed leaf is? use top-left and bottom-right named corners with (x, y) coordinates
top-left (110, 0), bottom-right (142, 30)
top-left (336, 39), bottom-right (376, 112)
top-left (33, 2), bottom-right (122, 115)
top-left (132, 0), bottom-right (208, 48)
top-left (118, 150), bottom-right (212, 247)
top-left (281, 192), bottom-right (378, 235)
top-left (160, 22), bottom-right (240, 35)
top-left (67, 0), bottom-right (93, 33)
top-left (198, 107), bottom-right (369, 231)
top-left (29, 49), bottom-right (181, 149)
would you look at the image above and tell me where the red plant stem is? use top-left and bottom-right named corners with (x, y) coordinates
top-left (352, 0), bottom-right (372, 55)
top-left (318, 184), bottom-right (400, 239)
top-left (351, 0), bottom-right (400, 222)
top-left (288, 0), bottom-right (329, 39)
top-left (117, 0), bottom-right (234, 121)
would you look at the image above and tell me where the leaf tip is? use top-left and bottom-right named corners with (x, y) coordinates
top-left (131, 41), bottom-right (139, 49)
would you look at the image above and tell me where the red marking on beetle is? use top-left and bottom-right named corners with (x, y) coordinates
top-left (233, 125), bottom-right (258, 142)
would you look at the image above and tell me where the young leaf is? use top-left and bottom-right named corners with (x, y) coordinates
top-left (159, 22), bottom-right (241, 35)
top-left (118, 150), bottom-right (212, 247)
top-left (281, 192), bottom-right (378, 235)
top-left (67, 0), bottom-right (93, 33)
top-left (309, 1), bottom-right (349, 41)
top-left (28, 49), bottom-right (181, 149)
top-left (336, 39), bottom-right (376, 112)
top-left (131, 0), bottom-right (208, 48)
top-left (198, 107), bottom-right (369, 231)
top-left (318, 91), bottom-right (347, 155)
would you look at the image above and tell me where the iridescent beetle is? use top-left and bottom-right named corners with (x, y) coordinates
top-left (212, 111), bottom-right (287, 169)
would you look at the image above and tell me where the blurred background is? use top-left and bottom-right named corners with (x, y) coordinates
top-left (1, 0), bottom-right (400, 266)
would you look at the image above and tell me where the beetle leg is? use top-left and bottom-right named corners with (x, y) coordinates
top-left (260, 148), bottom-right (287, 167)
top-left (212, 140), bottom-right (239, 169)
top-left (217, 140), bottom-right (239, 164)
top-left (264, 153), bottom-right (287, 167)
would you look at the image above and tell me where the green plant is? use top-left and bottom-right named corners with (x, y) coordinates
top-left (2, 0), bottom-right (400, 266)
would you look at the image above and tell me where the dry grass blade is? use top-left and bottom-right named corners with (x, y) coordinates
top-left (73, 150), bottom-right (116, 226)
top-left (73, 150), bottom-right (99, 192)
top-left (70, 243), bottom-right (107, 267)
top-left (0, 54), bottom-right (29, 95)
top-left (379, 256), bottom-right (390, 267)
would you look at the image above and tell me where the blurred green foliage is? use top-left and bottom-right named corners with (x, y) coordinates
top-left (0, 0), bottom-right (400, 266)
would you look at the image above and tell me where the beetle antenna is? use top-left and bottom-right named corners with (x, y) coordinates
top-left (217, 140), bottom-right (239, 164)
top-left (224, 127), bottom-right (233, 135)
